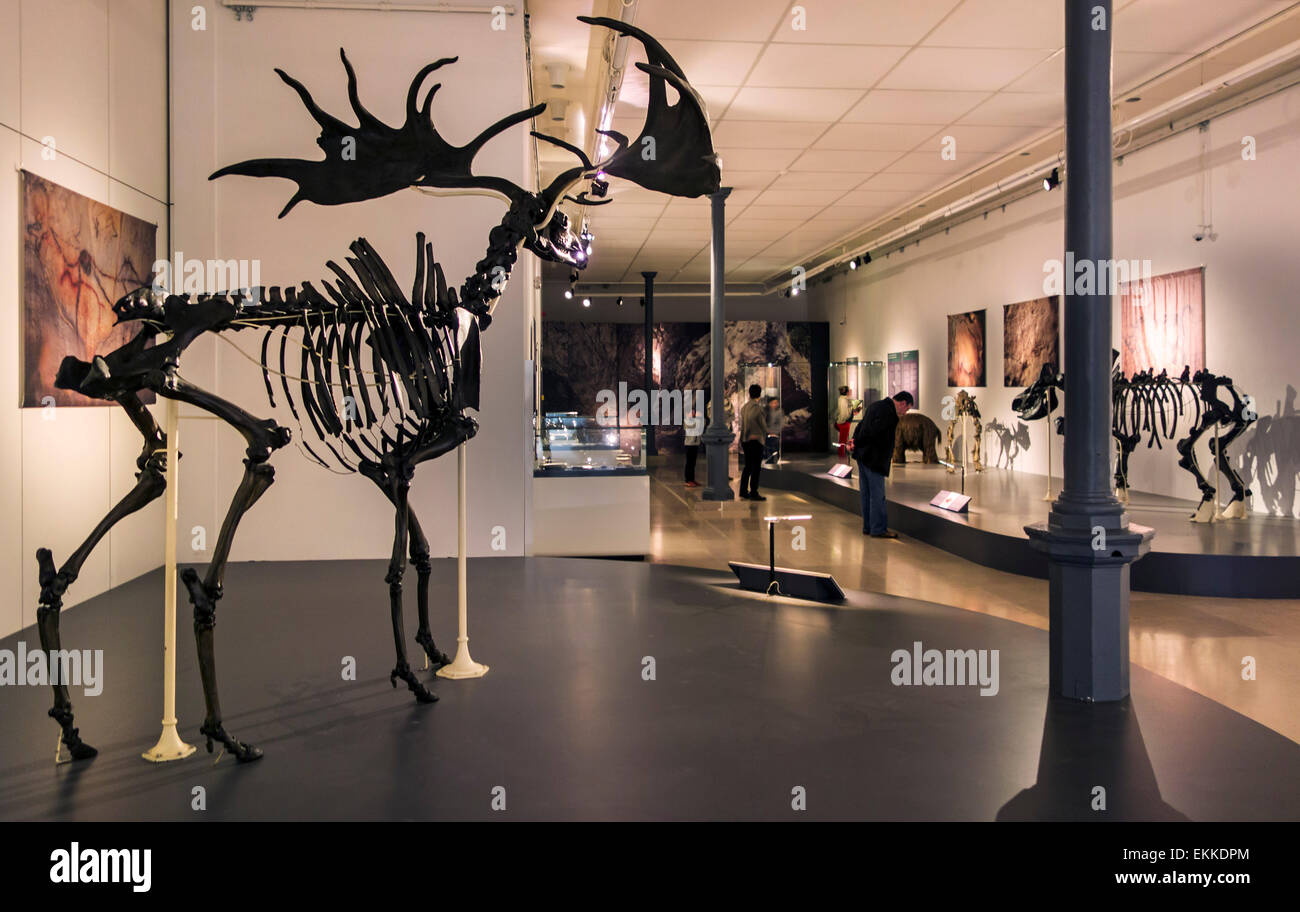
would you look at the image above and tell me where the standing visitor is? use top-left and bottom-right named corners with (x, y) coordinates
top-left (738, 384), bottom-right (767, 501)
top-left (835, 385), bottom-right (860, 457)
top-left (684, 401), bottom-right (702, 487)
top-left (852, 391), bottom-right (913, 537)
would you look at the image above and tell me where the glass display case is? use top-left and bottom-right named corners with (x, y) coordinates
top-left (828, 358), bottom-right (885, 454)
top-left (738, 362), bottom-right (787, 465)
top-left (534, 412), bottom-right (647, 476)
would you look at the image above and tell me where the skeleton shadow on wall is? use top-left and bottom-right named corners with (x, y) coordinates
top-left (985, 419), bottom-right (1032, 469)
top-left (1234, 384), bottom-right (1300, 517)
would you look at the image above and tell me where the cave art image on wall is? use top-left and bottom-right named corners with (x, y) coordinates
top-left (947, 309), bottom-right (986, 387)
top-left (1003, 295), bottom-right (1059, 387)
top-left (1120, 266), bottom-right (1205, 377)
top-left (888, 350), bottom-right (919, 405)
top-left (22, 171), bottom-right (157, 407)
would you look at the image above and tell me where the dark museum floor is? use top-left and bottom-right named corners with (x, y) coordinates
top-left (649, 457), bottom-right (1300, 745)
top-left (1, 556), bottom-right (1298, 821)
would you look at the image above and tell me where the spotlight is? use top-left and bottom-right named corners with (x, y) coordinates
top-left (569, 269), bottom-right (579, 283)
top-left (1043, 167), bottom-right (1060, 191)
top-left (582, 297), bottom-right (591, 308)
top-left (639, 297), bottom-right (645, 307)
top-left (791, 285), bottom-right (800, 297)
top-left (591, 177), bottom-right (609, 197)
top-left (848, 257), bottom-right (858, 270)
top-left (563, 288), bottom-right (574, 300)
top-left (616, 296), bottom-right (624, 306)
top-left (862, 252), bottom-right (871, 265)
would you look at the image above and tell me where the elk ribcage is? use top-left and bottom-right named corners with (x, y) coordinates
top-left (223, 234), bottom-right (480, 473)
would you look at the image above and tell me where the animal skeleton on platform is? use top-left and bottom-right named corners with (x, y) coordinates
top-left (34, 17), bottom-right (720, 763)
top-left (1011, 355), bottom-right (1257, 521)
top-left (944, 389), bottom-right (984, 473)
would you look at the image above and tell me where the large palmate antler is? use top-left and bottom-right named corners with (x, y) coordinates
top-left (578, 16), bottom-right (721, 199)
top-left (210, 49), bottom-right (543, 216)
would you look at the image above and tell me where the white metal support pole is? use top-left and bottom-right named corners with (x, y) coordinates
top-left (1043, 403), bottom-right (1054, 501)
top-left (143, 397), bottom-right (196, 762)
top-left (438, 442), bottom-right (488, 679)
top-left (1211, 422), bottom-right (1223, 521)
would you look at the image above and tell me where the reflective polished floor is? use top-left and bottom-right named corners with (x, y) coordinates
top-left (1, 557), bottom-right (1296, 820)
top-left (651, 456), bottom-right (1300, 744)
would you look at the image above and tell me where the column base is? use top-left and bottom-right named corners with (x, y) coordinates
top-left (1025, 510), bottom-right (1153, 703)
top-left (701, 426), bottom-right (735, 501)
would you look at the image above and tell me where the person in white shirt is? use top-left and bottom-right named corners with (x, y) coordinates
top-left (683, 402), bottom-right (702, 487)
top-left (834, 385), bottom-right (860, 457)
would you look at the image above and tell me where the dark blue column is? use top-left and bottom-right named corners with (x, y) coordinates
top-left (703, 187), bottom-right (734, 501)
top-left (642, 271), bottom-right (657, 458)
top-left (1025, 0), bottom-right (1152, 701)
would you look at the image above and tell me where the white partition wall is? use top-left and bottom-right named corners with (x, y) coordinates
top-left (168, 1), bottom-right (534, 568)
top-left (0, 0), bottom-right (169, 638)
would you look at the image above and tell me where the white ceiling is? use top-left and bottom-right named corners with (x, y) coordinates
top-left (529, 0), bottom-right (1295, 286)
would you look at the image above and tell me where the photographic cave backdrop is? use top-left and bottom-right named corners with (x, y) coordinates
top-left (542, 321), bottom-right (829, 453)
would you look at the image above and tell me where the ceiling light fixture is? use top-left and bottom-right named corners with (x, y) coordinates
top-left (1043, 167), bottom-right (1061, 191)
top-left (582, 297), bottom-right (591, 308)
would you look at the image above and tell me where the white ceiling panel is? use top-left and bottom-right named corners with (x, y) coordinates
top-left (720, 170), bottom-right (782, 189)
top-left (713, 120), bottom-right (831, 148)
top-left (771, 0), bottom-right (964, 46)
top-left (857, 171), bottom-right (950, 191)
top-left (746, 43), bottom-right (909, 88)
top-left (725, 87), bottom-right (864, 121)
top-left (957, 92), bottom-right (1062, 125)
top-left (919, 123), bottom-right (1044, 153)
top-left (843, 89), bottom-right (990, 123)
top-left (736, 204), bottom-right (827, 221)
top-left (634, 0), bottom-right (790, 42)
top-left (716, 148), bottom-right (803, 171)
top-left (879, 47), bottom-right (1055, 91)
top-left (754, 188), bottom-right (846, 207)
top-left (813, 122), bottom-right (941, 151)
top-left (922, 0), bottom-right (1065, 49)
top-left (769, 171), bottom-right (873, 190)
top-left (790, 149), bottom-right (903, 172)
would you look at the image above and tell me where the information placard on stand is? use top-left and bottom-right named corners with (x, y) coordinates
top-left (930, 490), bottom-right (972, 513)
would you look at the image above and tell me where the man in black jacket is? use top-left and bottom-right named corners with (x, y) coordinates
top-left (851, 391), bottom-right (913, 537)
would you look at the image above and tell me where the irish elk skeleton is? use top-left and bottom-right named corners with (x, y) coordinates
top-left (35, 17), bottom-right (720, 763)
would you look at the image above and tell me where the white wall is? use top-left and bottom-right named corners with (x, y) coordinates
top-left (808, 82), bottom-right (1300, 516)
top-left (168, 1), bottom-right (534, 568)
top-left (1, 0), bottom-right (169, 638)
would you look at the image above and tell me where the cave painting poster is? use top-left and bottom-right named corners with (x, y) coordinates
top-left (1003, 296), bottom-right (1059, 387)
top-left (22, 171), bottom-right (157, 407)
top-left (1119, 267), bottom-right (1205, 378)
top-left (947, 309), bottom-right (986, 387)
top-left (888, 350), bottom-right (919, 406)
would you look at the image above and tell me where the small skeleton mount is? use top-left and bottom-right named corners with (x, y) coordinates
top-left (1012, 354), bottom-right (1256, 522)
top-left (944, 389), bottom-right (984, 473)
top-left (34, 17), bottom-right (719, 764)
top-left (1174, 366), bottom-right (1257, 521)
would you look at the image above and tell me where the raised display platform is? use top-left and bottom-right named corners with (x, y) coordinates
top-left (764, 456), bottom-right (1300, 599)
